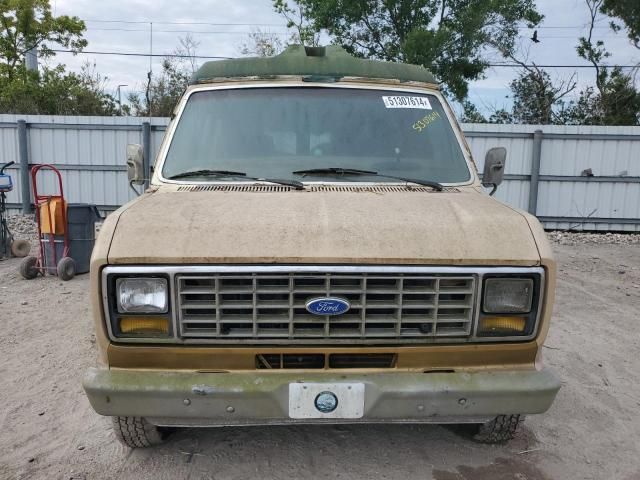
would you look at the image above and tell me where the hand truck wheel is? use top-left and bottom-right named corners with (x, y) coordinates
top-left (19, 256), bottom-right (39, 280)
top-left (57, 256), bottom-right (76, 281)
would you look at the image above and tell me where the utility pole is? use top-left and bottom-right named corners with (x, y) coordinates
top-left (25, 47), bottom-right (38, 73)
top-left (25, 4), bottom-right (38, 73)
top-left (117, 84), bottom-right (127, 115)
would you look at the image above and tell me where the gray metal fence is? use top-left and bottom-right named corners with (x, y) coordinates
top-left (465, 124), bottom-right (640, 231)
top-left (0, 115), bottom-right (169, 214)
top-left (1, 115), bottom-right (639, 231)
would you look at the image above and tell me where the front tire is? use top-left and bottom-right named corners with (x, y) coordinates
top-left (473, 414), bottom-right (523, 444)
top-left (111, 416), bottom-right (166, 448)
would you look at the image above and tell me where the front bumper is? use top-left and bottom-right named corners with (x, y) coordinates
top-left (83, 368), bottom-right (561, 427)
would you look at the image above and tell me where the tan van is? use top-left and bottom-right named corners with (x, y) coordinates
top-left (83, 45), bottom-right (560, 448)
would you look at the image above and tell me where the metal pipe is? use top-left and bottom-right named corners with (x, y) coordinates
top-left (117, 84), bottom-right (127, 115)
top-left (25, 47), bottom-right (38, 73)
top-left (142, 121), bottom-right (151, 189)
top-left (17, 120), bottom-right (31, 214)
top-left (528, 129), bottom-right (543, 215)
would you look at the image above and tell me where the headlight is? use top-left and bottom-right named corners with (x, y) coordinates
top-left (116, 278), bottom-right (168, 313)
top-left (483, 278), bottom-right (533, 313)
top-left (478, 276), bottom-right (540, 338)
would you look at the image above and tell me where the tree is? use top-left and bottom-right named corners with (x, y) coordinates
top-left (489, 45), bottom-right (577, 125)
top-left (128, 58), bottom-right (190, 117)
top-left (273, 0), bottom-right (320, 46)
top-left (601, 0), bottom-right (640, 49)
top-left (0, 62), bottom-right (119, 115)
top-left (128, 36), bottom-right (200, 117)
top-left (561, 71), bottom-right (640, 125)
top-left (479, 54), bottom-right (639, 126)
top-left (460, 100), bottom-right (487, 123)
top-left (458, 39), bottom-right (577, 125)
top-left (0, 0), bottom-right (86, 78)
top-left (174, 34), bottom-right (200, 75)
top-left (0, 0), bottom-right (121, 115)
top-left (239, 29), bottom-right (287, 57)
top-left (508, 68), bottom-right (576, 124)
top-left (276, 0), bottom-right (542, 100)
top-left (575, 0), bottom-right (640, 125)
top-left (487, 108), bottom-right (513, 124)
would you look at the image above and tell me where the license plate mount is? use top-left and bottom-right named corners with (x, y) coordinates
top-left (288, 382), bottom-right (365, 419)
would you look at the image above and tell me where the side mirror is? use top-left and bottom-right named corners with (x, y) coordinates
top-left (126, 144), bottom-right (145, 185)
top-left (482, 147), bottom-right (506, 195)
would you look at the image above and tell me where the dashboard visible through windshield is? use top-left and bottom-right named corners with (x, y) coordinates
top-left (161, 87), bottom-right (472, 184)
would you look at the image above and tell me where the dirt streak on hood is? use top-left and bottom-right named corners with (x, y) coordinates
top-left (106, 189), bottom-right (540, 265)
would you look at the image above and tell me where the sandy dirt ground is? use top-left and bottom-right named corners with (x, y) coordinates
top-left (1, 239), bottom-right (639, 480)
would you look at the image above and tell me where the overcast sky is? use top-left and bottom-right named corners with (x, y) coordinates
top-left (51, 0), bottom-right (640, 113)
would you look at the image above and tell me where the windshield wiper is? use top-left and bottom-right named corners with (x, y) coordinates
top-left (168, 169), bottom-right (304, 190)
top-left (293, 167), bottom-right (378, 176)
top-left (292, 167), bottom-right (444, 191)
top-left (168, 169), bottom-right (247, 180)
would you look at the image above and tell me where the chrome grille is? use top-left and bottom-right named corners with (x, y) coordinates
top-left (176, 272), bottom-right (476, 344)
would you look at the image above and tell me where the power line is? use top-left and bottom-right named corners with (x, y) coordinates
top-left (84, 26), bottom-right (619, 38)
top-left (524, 25), bottom-right (612, 30)
top-left (84, 19), bottom-right (615, 30)
top-left (51, 49), bottom-right (232, 59)
top-left (87, 27), bottom-right (291, 35)
top-left (488, 64), bottom-right (638, 68)
top-left (518, 34), bottom-right (621, 39)
top-left (50, 49), bottom-right (638, 68)
top-left (85, 19), bottom-right (284, 26)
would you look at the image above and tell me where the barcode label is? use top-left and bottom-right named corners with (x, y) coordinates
top-left (382, 96), bottom-right (432, 109)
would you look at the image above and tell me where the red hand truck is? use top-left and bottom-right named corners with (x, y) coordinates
top-left (19, 164), bottom-right (76, 281)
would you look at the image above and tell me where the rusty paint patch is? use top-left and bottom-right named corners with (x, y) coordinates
top-left (191, 385), bottom-right (217, 395)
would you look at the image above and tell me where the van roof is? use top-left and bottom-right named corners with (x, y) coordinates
top-left (191, 44), bottom-right (438, 86)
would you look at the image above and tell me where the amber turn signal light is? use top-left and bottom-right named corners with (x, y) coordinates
top-left (119, 317), bottom-right (169, 335)
top-left (479, 316), bottom-right (526, 334)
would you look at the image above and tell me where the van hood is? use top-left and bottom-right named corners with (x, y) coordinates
top-left (106, 189), bottom-right (541, 265)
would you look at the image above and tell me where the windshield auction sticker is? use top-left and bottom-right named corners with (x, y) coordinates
top-left (382, 96), bottom-right (432, 109)
top-left (413, 111), bottom-right (441, 132)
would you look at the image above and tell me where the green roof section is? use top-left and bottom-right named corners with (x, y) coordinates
top-left (191, 44), bottom-right (438, 85)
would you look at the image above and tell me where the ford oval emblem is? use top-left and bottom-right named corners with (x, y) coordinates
top-left (305, 297), bottom-right (351, 316)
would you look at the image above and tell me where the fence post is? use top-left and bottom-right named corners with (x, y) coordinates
top-left (528, 129), bottom-right (543, 215)
top-left (17, 120), bottom-right (31, 214)
top-left (142, 121), bottom-right (151, 189)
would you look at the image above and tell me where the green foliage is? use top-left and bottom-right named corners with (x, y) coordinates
top-left (128, 58), bottom-right (191, 117)
top-left (278, 0), bottom-right (542, 100)
top-left (273, 0), bottom-right (320, 46)
top-left (128, 35), bottom-right (200, 117)
top-left (0, 0), bottom-right (86, 76)
top-left (509, 70), bottom-right (555, 124)
top-left (563, 70), bottom-right (640, 125)
top-left (571, 0), bottom-right (640, 125)
top-left (487, 108), bottom-right (513, 124)
top-left (469, 0), bottom-right (640, 126)
top-left (601, 0), bottom-right (640, 48)
top-left (0, 63), bottom-right (119, 115)
top-left (479, 67), bottom-right (639, 126)
top-left (239, 29), bottom-right (287, 57)
top-left (460, 100), bottom-right (487, 123)
top-left (499, 68), bottom-right (578, 124)
top-left (0, 0), bottom-right (119, 115)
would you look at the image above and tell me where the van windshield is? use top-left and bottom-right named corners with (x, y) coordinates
top-left (162, 87), bottom-right (472, 184)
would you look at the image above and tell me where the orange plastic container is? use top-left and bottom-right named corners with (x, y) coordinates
top-left (39, 198), bottom-right (67, 234)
